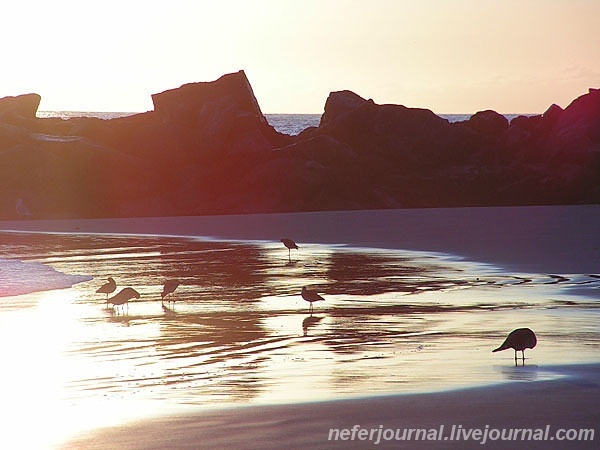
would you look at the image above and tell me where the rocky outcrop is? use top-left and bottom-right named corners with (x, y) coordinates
top-left (0, 72), bottom-right (597, 219)
top-left (464, 110), bottom-right (509, 136)
top-left (319, 90), bottom-right (369, 126)
top-left (0, 93), bottom-right (40, 119)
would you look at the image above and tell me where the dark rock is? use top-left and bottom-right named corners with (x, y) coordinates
top-left (151, 70), bottom-right (290, 154)
top-left (152, 71), bottom-right (260, 125)
top-left (0, 93), bottom-right (41, 119)
top-left (542, 103), bottom-right (563, 124)
top-left (0, 71), bottom-right (597, 218)
top-left (465, 110), bottom-right (509, 135)
top-left (320, 90), bottom-right (368, 126)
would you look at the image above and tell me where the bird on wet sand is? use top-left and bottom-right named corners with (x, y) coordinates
top-left (492, 328), bottom-right (537, 364)
top-left (301, 286), bottom-right (325, 313)
top-left (280, 238), bottom-right (299, 262)
top-left (107, 287), bottom-right (140, 315)
top-left (96, 277), bottom-right (116, 307)
top-left (161, 279), bottom-right (180, 308)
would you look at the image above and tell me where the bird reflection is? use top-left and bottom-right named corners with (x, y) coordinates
top-left (302, 314), bottom-right (323, 336)
top-left (107, 312), bottom-right (131, 326)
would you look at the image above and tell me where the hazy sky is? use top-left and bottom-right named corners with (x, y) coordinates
top-left (2, 0), bottom-right (599, 113)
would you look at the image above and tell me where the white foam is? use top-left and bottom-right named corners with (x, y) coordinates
top-left (0, 257), bottom-right (91, 298)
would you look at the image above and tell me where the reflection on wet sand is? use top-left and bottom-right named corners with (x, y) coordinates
top-left (302, 314), bottom-right (323, 336)
top-left (0, 231), bottom-right (599, 439)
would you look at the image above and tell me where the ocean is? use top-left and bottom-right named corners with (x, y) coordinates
top-left (37, 112), bottom-right (526, 136)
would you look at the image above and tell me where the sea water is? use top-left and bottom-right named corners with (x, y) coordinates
top-left (37, 111), bottom-right (525, 136)
top-left (0, 255), bottom-right (91, 298)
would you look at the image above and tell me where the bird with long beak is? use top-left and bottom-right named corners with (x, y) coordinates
top-left (492, 328), bottom-right (537, 364)
top-left (301, 286), bottom-right (325, 313)
top-left (107, 287), bottom-right (140, 315)
top-left (161, 279), bottom-right (180, 308)
top-left (96, 277), bottom-right (116, 308)
top-left (280, 238), bottom-right (299, 262)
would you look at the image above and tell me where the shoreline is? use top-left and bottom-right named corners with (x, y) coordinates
top-left (66, 363), bottom-right (599, 449)
top-left (2, 205), bottom-right (598, 449)
top-left (2, 204), bottom-right (599, 275)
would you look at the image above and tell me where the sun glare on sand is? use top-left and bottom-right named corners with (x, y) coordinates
top-left (0, 289), bottom-right (163, 448)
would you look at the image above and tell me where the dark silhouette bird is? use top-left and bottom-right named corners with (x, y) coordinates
top-left (280, 238), bottom-right (299, 262)
top-left (107, 287), bottom-right (140, 315)
top-left (96, 277), bottom-right (116, 307)
top-left (493, 328), bottom-right (537, 364)
top-left (161, 279), bottom-right (180, 308)
top-left (301, 286), bottom-right (324, 313)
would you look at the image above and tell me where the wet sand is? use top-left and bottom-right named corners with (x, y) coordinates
top-left (66, 364), bottom-right (600, 449)
top-left (0, 205), bottom-right (598, 449)
top-left (2, 204), bottom-right (599, 273)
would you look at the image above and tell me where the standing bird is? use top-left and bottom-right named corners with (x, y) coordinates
top-left (96, 277), bottom-right (117, 308)
top-left (301, 286), bottom-right (325, 313)
top-left (492, 328), bottom-right (537, 364)
top-left (161, 279), bottom-right (180, 308)
top-left (107, 287), bottom-right (140, 315)
top-left (280, 238), bottom-right (299, 262)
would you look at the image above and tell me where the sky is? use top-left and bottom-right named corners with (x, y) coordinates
top-left (2, 0), bottom-right (599, 114)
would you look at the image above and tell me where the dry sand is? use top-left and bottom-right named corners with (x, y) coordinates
top-left (2, 205), bottom-right (599, 449)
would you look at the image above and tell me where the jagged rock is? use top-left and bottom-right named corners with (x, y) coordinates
top-left (152, 71), bottom-right (257, 124)
top-left (0, 71), bottom-right (598, 218)
top-left (542, 103), bottom-right (563, 125)
top-left (0, 93), bottom-right (41, 119)
top-left (151, 70), bottom-right (289, 154)
top-left (320, 90), bottom-right (368, 125)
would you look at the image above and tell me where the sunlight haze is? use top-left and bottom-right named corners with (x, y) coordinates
top-left (2, 0), bottom-right (598, 114)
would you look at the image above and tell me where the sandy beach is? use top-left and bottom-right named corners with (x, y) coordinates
top-left (0, 205), bottom-right (598, 449)
top-left (66, 363), bottom-right (600, 449)
top-left (2, 204), bottom-right (599, 273)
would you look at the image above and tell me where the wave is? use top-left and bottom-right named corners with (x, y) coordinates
top-left (0, 257), bottom-right (91, 298)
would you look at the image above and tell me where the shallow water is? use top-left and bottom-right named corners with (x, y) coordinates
top-left (0, 232), bottom-right (598, 448)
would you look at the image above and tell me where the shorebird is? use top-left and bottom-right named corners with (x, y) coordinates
top-left (280, 238), bottom-right (299, 262)
top-left (107, 287), bottom-right (140, 315)
top-left (492, 328), bottom-right (537, 364)
top-left (161, 279), bottom-right (180, 308)
top-left (301, 286), bottom-right (325, 313)
top-left (96, 277), bottom-right (116, 307)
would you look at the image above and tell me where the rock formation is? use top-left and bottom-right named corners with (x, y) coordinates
top-left (0, 72), bottom-right (597, 219)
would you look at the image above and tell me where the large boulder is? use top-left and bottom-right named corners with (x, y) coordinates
top-left (319, 90), bottom-right (368, 126)
top-left (152, 70), bottom-right (262, 126)
top-left (0, 93), bottom-right (41, 119)
top-left (151, 70), bottom-right (289, 154)
top-left (465, 110), bottom-right (509, 136)
top-left (0, 72), bottom-right (598, 217)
